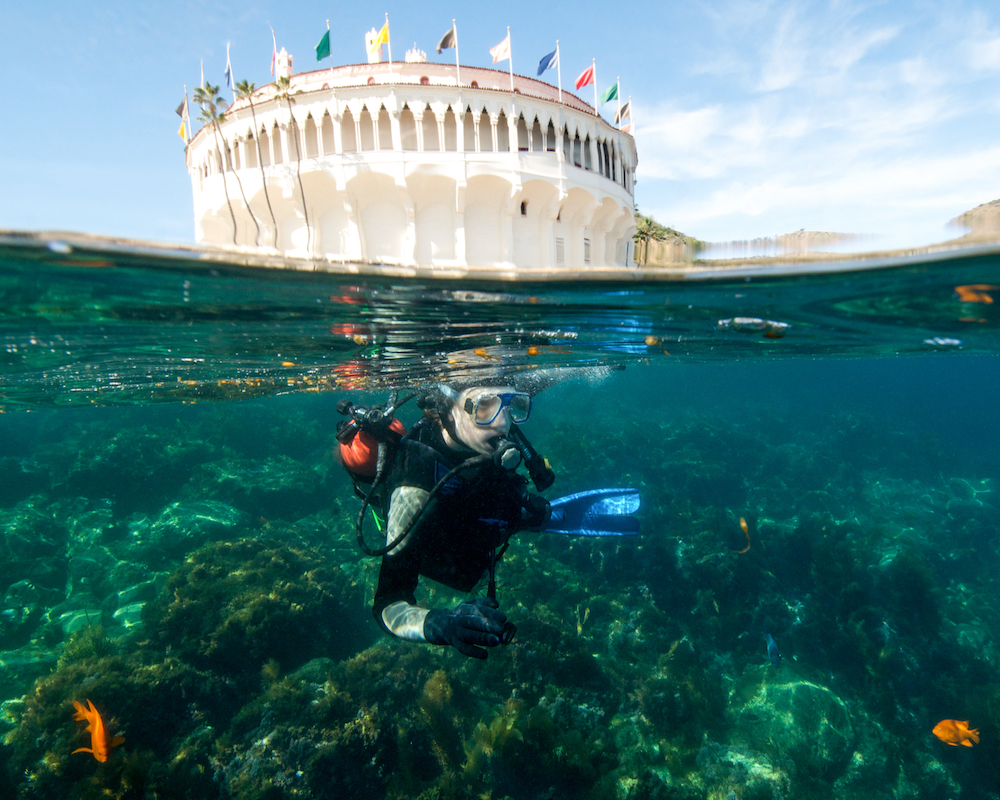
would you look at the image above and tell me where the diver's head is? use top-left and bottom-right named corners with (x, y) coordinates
top-left (437, 384), bottom-right (531, 454)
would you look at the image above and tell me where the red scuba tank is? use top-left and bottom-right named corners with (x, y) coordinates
top-left (338, 417), bottom-right (406, 480)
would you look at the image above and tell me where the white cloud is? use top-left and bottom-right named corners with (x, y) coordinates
top-left (968, 35), bottom-right (1000, 70)
top-left (631, 1), bottom-right (1000, 246)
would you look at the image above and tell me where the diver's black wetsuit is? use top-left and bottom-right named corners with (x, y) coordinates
top-left (372, 419), bottom-right (544, 640)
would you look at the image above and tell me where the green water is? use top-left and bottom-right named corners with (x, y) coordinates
top-left (1, 236), bottom-right (999, 799)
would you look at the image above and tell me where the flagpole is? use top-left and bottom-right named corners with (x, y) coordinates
top-left (226, 42), bottom-right (235, 105)
top-left (506, 27), bottom-right (514, 94)
top-left (591, 59), bottom-right (597, 115)
top-left (506, 26), bottom-right (514, 124)
top-left (616, 77), bottom-right (621, 128)
top-left (453, 20), bottom-right (461, 88)
top-left (385, 13), bottom-right (393, 81)
top-left (182, 84), bottom-right (190, 144)
top-left (327, 20), bottom-right (333, 83)
top-left (270, 26), bottom-right (277, 79)
top-left (556, 40), bottom-right (562, 106)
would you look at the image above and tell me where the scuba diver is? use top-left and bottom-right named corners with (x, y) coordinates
top-left (337, 379), bottom-right (640, 660)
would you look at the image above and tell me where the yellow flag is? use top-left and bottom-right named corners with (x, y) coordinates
top-left (178, 120), bottom-right (187, 142)
top-left (368, 20), bottom-right (389, 55)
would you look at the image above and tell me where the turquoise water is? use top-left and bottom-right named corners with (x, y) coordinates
top-left (2, 236), bottom-right (1000, 799)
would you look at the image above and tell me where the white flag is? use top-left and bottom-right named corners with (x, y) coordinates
top-left (490, 32), bottom-right (511, 64)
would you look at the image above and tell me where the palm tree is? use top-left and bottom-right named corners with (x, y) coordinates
top-left (275, 75), bottom-right (311, 252)
top-left (193, 83), bottom-right (261, 246)
top-left (235, 80), bottom-right (278, 249)
top-left (192, 84), bottom-right (237, 244)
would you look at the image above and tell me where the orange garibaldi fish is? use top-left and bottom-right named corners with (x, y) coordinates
top-left (72, 699), bottom-right (124, 762)
top-left (932, 719), bottom-right (980, 747)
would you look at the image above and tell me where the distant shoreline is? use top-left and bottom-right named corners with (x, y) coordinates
top-left (4, 228), bottom-right (1000, 283)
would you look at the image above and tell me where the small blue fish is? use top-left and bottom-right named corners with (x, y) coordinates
top-left (766, 634), bottom-right (781, 668)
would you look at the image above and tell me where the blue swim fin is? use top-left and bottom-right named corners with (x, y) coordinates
top-left (543, 488), bottom-right (640, 536)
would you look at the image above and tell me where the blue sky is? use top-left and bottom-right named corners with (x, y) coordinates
top-left (5, 0), bottom-right (1000, 249)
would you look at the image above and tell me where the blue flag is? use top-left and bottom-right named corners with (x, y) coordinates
top-left (537, 47), bottom-right (558, 76)
top-left (224, 43), bottom-right (234, 91)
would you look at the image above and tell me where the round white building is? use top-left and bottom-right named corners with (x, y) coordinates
top-left (184, 49), bottom-right (638, 272)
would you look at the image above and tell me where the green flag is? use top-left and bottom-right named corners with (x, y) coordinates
top-left (315, 29), bottom-right (331, 61)
top-left (599, 82), bottom-right (618, 105)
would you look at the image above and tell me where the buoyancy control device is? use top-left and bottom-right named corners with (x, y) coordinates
top-left (335, 390), bottom-right (555, 558)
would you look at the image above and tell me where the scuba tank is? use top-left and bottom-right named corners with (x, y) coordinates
top-left (335, 393), bottom-right (414, 519)
top-left (338, 410), bottom-right (406, 481)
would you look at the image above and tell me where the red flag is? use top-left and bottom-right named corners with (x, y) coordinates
top-left (270, 29), bottom-right (277, 76)
top-left (575, 64), bottom-right (595, 90)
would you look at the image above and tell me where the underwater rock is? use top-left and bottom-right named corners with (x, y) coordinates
top-left (729, 672), bottom-right (855, 785)
top-left (0, 456), bottom-right (48, 507)
top-left (143, 539), bottom-right (378, 689)
top-left (58, 425), bottom-right (215, 515)
top-left (56, 608), bottom-right (105, 637)
top-left (67, 548), bottom-right (118, 599)
top-left (0, 697), bottom-right (27, 736)
top-left (180, 455), bottom-right (326, 519)
top-left (111, 602), bottom-right (145, 629)
top-left (112, 578), bottom-right (162, 607)
top-left (0, 499), bottom-right (68, 595)
top-left (695, 741), bottom-right (791, 800)
top-left (0, 645), bottom-right (59, 709)
top-left (215, 684), bottom-right (395, 800)
top-left (0, 579), bottom-right (60, 648)
top-left (63, 499), bottom-right (121, 552)
top-left (620, 767), bottom-right (706, 800)
top-left (126, 500), bottom-right (245, 569)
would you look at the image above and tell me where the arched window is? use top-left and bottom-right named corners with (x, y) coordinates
top-left (259, 126), bottom-right (271, 166)
top-left (464, 106), bottom-right (476, 152)
top-left (272, 122), bottom-right (284, 163)
top-left (359, 106), bottom-right (376, 151)
top-left (496, 110), bottom-right (509, 151)
top-left (516, 114), bottom-right (530, 151)
top-left (341, 108), bottom-right (357, 152)
top-left (367, 76), bottom-right (375, 85)
top-left (399, 105), bottom-right (418, 151)
top-left (322, 111), bottom-right (335, 155)
top-left (304, 114), bottom-right (319, 158)
top-left (422, 104), bottom-right (439, 151)
top-left (246, 133), bottom-right (258, 168)
top-left (470, 80), bottom-right (479, 88)
top-left (573, 132), bottom-right (582, 167)
top-left (583, 135), bottom-right (592, 170)
top-left (546, 120), bottom-right (556, 152)
top-left (443, 106), bottom-right (458, 151)
top-left (479, 110), bottom-right (493, 152)
top-left (377, 105), bottom-right (393, 150)
top-left (531, 117), bottom-right (543, 152)
top-left (420, 76), bottom-right (430, 85)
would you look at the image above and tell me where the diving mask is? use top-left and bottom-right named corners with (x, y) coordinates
top-left (464, 391), bottom-right (531, 426)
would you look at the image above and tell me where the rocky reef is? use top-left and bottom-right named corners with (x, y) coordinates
top-left (1, 393), bottom-right (999, 799)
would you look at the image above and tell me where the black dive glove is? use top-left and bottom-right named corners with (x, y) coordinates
top-left (424, 597), bottom-right (507, 659)
top-left (522, 493), bottom-right (552, 530)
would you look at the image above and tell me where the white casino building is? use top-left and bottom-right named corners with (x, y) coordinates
top-left (184, 47), bottom-right (637, 271)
